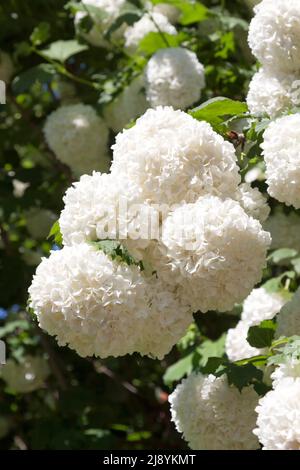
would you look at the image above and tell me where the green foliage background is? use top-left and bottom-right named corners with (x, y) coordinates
top-left (0, 0), bottom-right (277, 450)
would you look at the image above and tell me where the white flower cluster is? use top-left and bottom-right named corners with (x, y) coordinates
top-left (0, 51), bottom-right (14, 84)
top-left (264, 208), bottom-right (300, 254)
top-left (156, 197), bottom-right (270, 313)
top-left (226, 287), bottom-right (287, 362)
top-left (254, 377), bottom-right (300, 450)
top-left (144, 47), bottom-right (205, 110)
top-left (169, 372), bottom-right (259, 450)
top-left (43, 104), bottom-right (110, 177)
top-left (0, 356), bottom-right (50, 393)
top-left (111, 107), bottom-right (241, 205)
top-left (261, 114), bottom-right (300, 209)
top-left (31, 106), bottom-right (270, 359)
top-left (247, 68), bottom-right (299, 118)
top-left (29, 244), bottom-right (192, 359)
top-left (104, 47), bottom-right (206, 131)
top-left (247, 1), bottom-right (300, 117)
top-left (124, 12), bottom-right (176, 54)
top-left (74, 0), bottom-right (127, 48)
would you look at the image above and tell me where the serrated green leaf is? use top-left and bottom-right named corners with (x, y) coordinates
top-left (201, 356), bottom-right (225, 375)
top-left (225, 363), bottom-right (263, 392)
top-left (247, 320), bottom-right (276, 349)
top-left (189, 97), bottom-right (248, 132)
top-left (40, 40), bottom-right (88, 63)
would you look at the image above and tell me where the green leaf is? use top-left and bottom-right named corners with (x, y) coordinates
top-left (47, 220), bottom-right (63, 246)
top-left (201, 356), bottom-right (225, 375)
top-left (30, 22), bottom-right (50, 46)
top-left (40, 40), bottom-right (88, 63)
top-left (163, 353), bottom-right (194, 386)
top-left (247, 320), bottom-right (276, 349)
top-left (189, 97), bottom-right (248, 132)
top-left (150, 0), bottom-right (209, 25)
top-left (268, 248), bottom-right (298, 264)
top-left (225, 363), bottom-right (263, 392)
top-left (12, 64), bottom-right (55, 94)
top-left (90, 240), bottom-right (143, 269)
top-left (138, 31), bottom-right (187, 55)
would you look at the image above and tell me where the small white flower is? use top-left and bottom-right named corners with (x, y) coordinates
top-left (145, 47), bottom-right (205, 110)
top-left (169, 372), bottom-right (259, 450)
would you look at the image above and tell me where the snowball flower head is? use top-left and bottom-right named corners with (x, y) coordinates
top-left (261, 114), bottom-right (300, 209)
top-left (0, 51), bottom-right (14, 83)
top-left (248, 0), bottom-right (300, 74)
top-left (124, 12), bottom-right (176, 54)
top-left (59, 171), bottom-right (156, 254)
top-left (233, 183), bottom-right (270, 223)
top-left (264, 208), bottom-right (300, 254)
top-left (103, 76), bottom-right (148, 132)
top-left (43, 104), bottom-right (109, 177)
top-left (226, 321), bottom-right (263, 362)
top-left (145, 47), bottom-right (205, 110)
top-left (156, 196), bottom-right (271, 313)
top-left (247, 68), bottom-right (300, 118)
top-left (226, 287), bottom-right (286, 361)
top-left (272, 359), bottom-right (300, 387)
top-left (254, 377), bottom-right (300, 449)
top-left (29, 244), bottom-right (192, 359)
top-left (0, 356), bottom-right (50, 393)
top-left (74, 0), bottom-right (126, 48)
top-left (276, 288), bottom-right (300, 339)
top-left (169, 372), bottom-right (259, 450)
top-left (111, 107), bottom-right (240, 205)
top-left (241, 287), bottom-right (287, 325)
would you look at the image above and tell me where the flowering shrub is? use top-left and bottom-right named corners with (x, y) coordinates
top-left (2, 0), bottom-right (300, 452)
